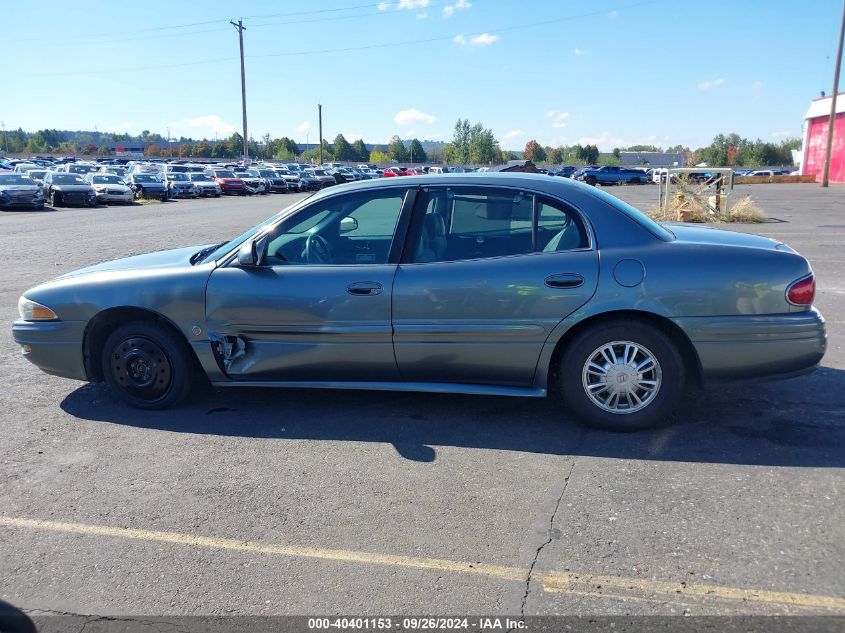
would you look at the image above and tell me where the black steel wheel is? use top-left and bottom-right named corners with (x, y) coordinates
top-left (101, 321), bottom-right (194, 409)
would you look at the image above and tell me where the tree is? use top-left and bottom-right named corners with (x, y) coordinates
top-left (468, 124), bottom-right (499, 164)
top-left (408, 138), bottom-right (427, 163)
top-left (333, 134), bottom-right (355, 161)
top-left (369, 149), bottom-right (390, 165)
top-left (524, 139), bottom-right (545, 163)
top-left (81, 143), bottom-right (97, 155)
top-left (578, 144), bottom-right (599, 164)
top-left (612, 147), bottom-right (621, 159)
top-left (451, 119), bottom-right (471, 164)
top-left (624, 144), bottom-right (661, 152)
top-left (352, 139), bottom-right (369, 162)
top-left (548, 148), bottom-right (562, 164)
top-left (388, 135), bottom-right (409, 162)
top-left (26, 132), bottom-right (49, 154)
top-left (144, 144), bottom-right (162, 157)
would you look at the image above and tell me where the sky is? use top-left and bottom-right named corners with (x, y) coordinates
top-left (3, 0), bottom-right (843, 151)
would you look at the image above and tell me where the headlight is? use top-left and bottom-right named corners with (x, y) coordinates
top-left (18, 297), bottom-right (59, 321)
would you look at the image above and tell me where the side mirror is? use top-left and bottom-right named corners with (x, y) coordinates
top-left (339, 216), bottom-right (359, 234)
top-left (237, 235), bottom-right (268, 267)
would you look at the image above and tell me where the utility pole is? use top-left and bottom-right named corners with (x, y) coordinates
top-left (317, 104), bottom-right (323, 165)
top-left (822, 0), bottom-right (845, 187)
top-left (167, 126), bottom-right (172, 157)
top-left (231, 19), bottom-right (249, 164)
top-left (1, 121), bottom-right (7, 154)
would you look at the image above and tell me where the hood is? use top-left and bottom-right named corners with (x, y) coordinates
top-left (134, 180), bottom-right (165, 188)
top-left (57, 245), bottom-right (207, 280)
top-left (53, 184), bottom-right (93, 191)
top-left (0, 185), bottom-right (40, 193)
top-left (666, 223), bottom-right (782, 250)
top-left (218, 178), bottom-right (244, 184)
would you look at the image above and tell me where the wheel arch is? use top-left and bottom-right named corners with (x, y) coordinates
top-left (83, 306), bottom-right (200, 382)
top-left (545, 309), bottom-right (703, 389)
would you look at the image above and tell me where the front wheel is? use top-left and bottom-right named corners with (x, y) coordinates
top-left (50, 191), bottom-right (62, 207)
top-left (101, 321), bottom-right (194, 409)
top-left (557, 321), bottom-right (684, 431)
top-left (585, 176), bottom-right (597, 186)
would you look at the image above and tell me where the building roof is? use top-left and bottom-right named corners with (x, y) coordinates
top-left (804, 92), bottom-right (845, 120)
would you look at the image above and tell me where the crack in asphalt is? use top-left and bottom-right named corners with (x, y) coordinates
top-left (517, 459), bottom-right (576, 625)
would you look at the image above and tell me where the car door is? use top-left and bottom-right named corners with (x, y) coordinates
top-left (205, 186), bottom-right (414, 382)
top-left (392, 185), bottom-right (599, 387)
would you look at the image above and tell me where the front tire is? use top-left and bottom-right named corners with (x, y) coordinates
top-left (101, 321), bottom-right (194, 409)
top-left (557, 320), bottom-right (684, 431)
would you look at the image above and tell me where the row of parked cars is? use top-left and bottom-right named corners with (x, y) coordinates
top-left (0, 156), bottom-right (478, 210)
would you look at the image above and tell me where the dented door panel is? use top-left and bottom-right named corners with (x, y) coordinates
top-left (205, 264), bottom-right (399, 381)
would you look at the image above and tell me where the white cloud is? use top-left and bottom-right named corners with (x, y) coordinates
top-left (394, 108), bottom-right (437, 125)
top-left (607, 10), bottom-right (618, 18)
top-left (296, 121), bottom-right (311, 133)
top-left (502, 129), bottom-right (524, 140)
top-left (576, 131), bottom-right (627, 152)
top-left (171, 115), bottom-right (236, 138)
top-left (697, 78), bottom-right (725, 91)
top-left (455, 32), bottom-right (499, 46)
top-left (545, 110), bottom-right (570, 128)
top-left (574, 47), bottom-right (584, 57)
top-left (443, 0), bottom-right (471, 18)
top-left (398, 0), bottom-right (429, 9)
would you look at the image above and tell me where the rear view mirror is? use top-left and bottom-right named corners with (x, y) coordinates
top-left (339, 216), bottom-right (359, 234)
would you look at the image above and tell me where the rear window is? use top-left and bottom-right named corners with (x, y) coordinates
top-left (589, 186), bottom-right (675, 241)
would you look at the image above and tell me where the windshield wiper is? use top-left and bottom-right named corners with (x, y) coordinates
top-left (191, 242), bottom-right (227, 265)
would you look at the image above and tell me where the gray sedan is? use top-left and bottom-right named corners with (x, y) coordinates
top-left (12, 174), bottom-right (826, 430)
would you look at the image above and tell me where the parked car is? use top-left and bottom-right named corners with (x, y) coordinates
top-left (297, 170), bottom-right (321, 191)
top-left (0, 173), bottom-right (46, 210)
top-left (12, 174), bottom-right (826, 431)
top-left (272, 166), bottom-right (302, 192)
top-left (255, 169), bottom-right (289, 193)
top-left (575, 165), bottom-right (648, 186)
top-left (187, 173), bottom-right (222, 197)
top-left (85, 173), bottom-right (134, 204)
top-left (208, 169), bottom-right (247, 195)
top-left (128, 173), bottom-right (168, 201)
top-left (234, 170), bottom-right (268, 195)
top-left (383, 166), bottom-right (410, 177)
top-left (42, 172), bottom-right (97, 207)
top-left (164, 173), bottom-right (199, 199)
top-left (303, 168), bottom-right (336, 189)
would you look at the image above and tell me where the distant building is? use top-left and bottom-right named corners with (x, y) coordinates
top-left (618, 151), bottom-right (685, 167)
top-left (801, 92), bottom-right (845, 183)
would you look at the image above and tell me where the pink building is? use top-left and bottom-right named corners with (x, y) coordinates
top-left (801, 92), bottom-right (845, 183)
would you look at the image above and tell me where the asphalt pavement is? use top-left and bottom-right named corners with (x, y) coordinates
top-left (0, 183), bottom-right (843, 619)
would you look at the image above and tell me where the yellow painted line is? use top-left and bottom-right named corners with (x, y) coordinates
top-left (2, 515), bottom-right (844, 612)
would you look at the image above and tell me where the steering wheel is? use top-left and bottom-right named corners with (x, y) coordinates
top-left (304, 234), bottom-right (333, 264)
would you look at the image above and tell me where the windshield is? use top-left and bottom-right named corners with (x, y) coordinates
top-left (169, 173), bottom-right (189, 181)
top-left (92, 175), bottom-right (123, 184)
top-left (0, 174), bottom-right (35, 185)
top-left (312, 170), bottom-right (327, 176)
top-left (54, 174), bottom-right (86, 184)
top-left (197, 195), bottom-right (314, 263)
top-left (259, 171), bottom-right (276, 177)
top-left (215, 171), bottom-right (236, 178)
top-left (188, 173), bottom-right (208, 181)
top-left (27, 171), bottom-right (47, 179)
top-left (133, 175), bottom-right (158, 183)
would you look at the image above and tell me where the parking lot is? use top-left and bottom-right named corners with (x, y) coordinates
top-left (0, 183), bottom-right (843, 617)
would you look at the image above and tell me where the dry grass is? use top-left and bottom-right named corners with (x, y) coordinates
top-left (648, 192), bottom-right (765, 224)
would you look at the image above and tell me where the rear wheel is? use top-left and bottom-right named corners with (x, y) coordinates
top-left (558, 321), bottom-right (684, 431)
top-left (585, 176), bottom-right (597, 186)
top-left (101, 321), bottom-right (194, 409)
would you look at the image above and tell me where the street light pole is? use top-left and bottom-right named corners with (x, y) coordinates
top-left (318, 104), bottom-right (323, 165)
top-left (822, 0), bottom-right (845, 187)
top-left (231, 19), bottom-right (249, 165)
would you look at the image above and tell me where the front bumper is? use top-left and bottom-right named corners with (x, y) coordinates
top-left (0, 196), bottom-right (44, 209)
top-left (12, 319), bottom-right (88, 381)
top-left (96, 190), bottom-right (134, 203)
top-left (672, 309), bottom-right (827, 382)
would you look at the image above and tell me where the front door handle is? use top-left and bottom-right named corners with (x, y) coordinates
top-left (347, 281), bottom-right (384, 296)
top-left (545, 273), bottom-right (585, 289)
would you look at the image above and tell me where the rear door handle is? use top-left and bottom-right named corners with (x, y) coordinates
top-left (347, 281), bottom-right (384, 296)
top-left (545, 273), bottom-right (585, 289)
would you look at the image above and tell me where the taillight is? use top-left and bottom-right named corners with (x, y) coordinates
top-left (786, 274), bottom-right (815, 306)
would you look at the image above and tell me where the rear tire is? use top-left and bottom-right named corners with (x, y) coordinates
top-left (101, 321), bottom-right (194, 409)
top-left (558, 320), bottom-right (684, 431)
top-left (585, 176), bottom-right (597, 186)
